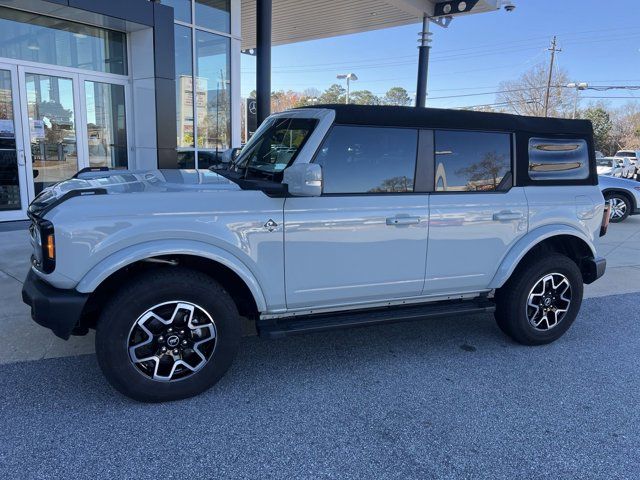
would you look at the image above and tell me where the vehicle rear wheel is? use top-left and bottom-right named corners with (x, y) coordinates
top-left (95, 267), bottom-right (241, 402)
top-left (605, 192), bottom-right (630, 223)
top-left (495, 253), bottom-right (583, 345)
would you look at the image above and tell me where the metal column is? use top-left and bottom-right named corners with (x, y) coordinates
top-left (256, 0), bottom-right (272, 125)
top-left (415, 16), bottom-right (431, 108)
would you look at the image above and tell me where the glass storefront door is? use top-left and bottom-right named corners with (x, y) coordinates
top-left (0, 64), bottom-right (131, 222)
top-left (0, 64), bottom-right (28, 220)
top-left (22, 70), bottom-right (81, 196)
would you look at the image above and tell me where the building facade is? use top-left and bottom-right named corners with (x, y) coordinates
top-left (0, 0), bottom-right (241, 222)
top-left (0, 0), bottom-right (498, 222)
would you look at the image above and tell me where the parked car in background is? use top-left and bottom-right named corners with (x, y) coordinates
top-left (22, 105), bottom-right (608, 402)
top-left (615, 150), bottom-right (640, 179)
top-left (599, 174), bottom-right (640, 223)
top-left (597, 157), bottom-right (624, 177)
top-left (620, 157), bottom-right (636, 179)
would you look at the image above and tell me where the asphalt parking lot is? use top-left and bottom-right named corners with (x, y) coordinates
top-left (1, 218), bottom-right (639, 478)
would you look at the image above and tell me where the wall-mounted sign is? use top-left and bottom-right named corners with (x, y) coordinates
top-left (244, 98), bottom-right (257, 141)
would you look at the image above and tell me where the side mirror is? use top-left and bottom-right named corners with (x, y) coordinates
top-left (283, 163), bottom-right (322, 197)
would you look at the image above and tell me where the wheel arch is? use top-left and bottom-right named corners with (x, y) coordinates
top-left (602, 188), bottom-right (636, 211)
top-left (490, 225), bottom-right (596, 289)
top-left (76, 241), bottom-right (267, 327)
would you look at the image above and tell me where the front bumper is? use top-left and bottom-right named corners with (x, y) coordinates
top-left (582, 256), bottom-right (607, 284)
top-left (21, 270), bottom-right (89, 340)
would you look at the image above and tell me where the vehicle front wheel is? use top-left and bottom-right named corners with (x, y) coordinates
top-left (494, 253), bottom-right (583, 345)
top-left (605, 192), bottom-right (631, 223)
top-left (95, 267), bottom-right (241, 402)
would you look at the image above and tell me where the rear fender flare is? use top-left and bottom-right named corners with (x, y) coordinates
top-left (489, 224), bottom-right (596, 289)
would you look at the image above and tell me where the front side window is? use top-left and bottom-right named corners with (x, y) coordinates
top-left (314, 126), bottom-right (417, 194)
top-left (435, 130), bottom-right (512, 192)
top-left (232, 117), bottom-right (317, 181)
top-left (528, 138), bottom-right (589, 181)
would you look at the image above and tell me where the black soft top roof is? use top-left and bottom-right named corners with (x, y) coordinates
top-left (299, 104), bottom-right (593, 136)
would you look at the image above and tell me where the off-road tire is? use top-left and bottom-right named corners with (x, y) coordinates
top-left (95, 267), bottom-right (241, 402)
top-left (495, 253), bottom-right (583, 346)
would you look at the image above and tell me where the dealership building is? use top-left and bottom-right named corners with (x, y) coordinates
top-left (0, 0), bottom-right (503, 221)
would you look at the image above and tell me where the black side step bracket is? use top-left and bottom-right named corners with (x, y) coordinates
top-left (258, 298), bottom-right (495, 339)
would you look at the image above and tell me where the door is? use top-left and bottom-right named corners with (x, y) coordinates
top-left (425, 129), bottom-right (528, 294)
top-left (0, 64), bottom-right (28, 221)
top-left (18, 66), bottom-right (84, 198)
top-left (14, 66), bottom-right (131, 204)
top-left (284, 125), bottom-right (429, 310)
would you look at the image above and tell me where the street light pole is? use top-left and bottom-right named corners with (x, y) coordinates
top-left (567, 82), bottom-right (588, 119)
top-left (337, 73), bottom-right (358, 104)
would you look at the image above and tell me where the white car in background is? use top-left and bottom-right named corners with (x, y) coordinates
top-left (615, 150), bottom-right (640, 178)
top-left (597, 157), bottom-right (624, 177)
top-left (599, 175), bottom-right (640, 223)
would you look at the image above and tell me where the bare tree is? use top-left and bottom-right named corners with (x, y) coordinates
top-left (496, 63), bottom-right (573, 117)
top-left (611, 102), bottom-right (640, 150)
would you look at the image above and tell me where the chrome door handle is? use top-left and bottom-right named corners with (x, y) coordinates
top-left (493, 211), bottom-right (524, 221)
top-left (386, 215), bottom-right (421, 226)
top-left (17, 149), bottom-right (25, 166)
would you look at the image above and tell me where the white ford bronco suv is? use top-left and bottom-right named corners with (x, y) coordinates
top-left (22, 105), bottom-right (609, 402)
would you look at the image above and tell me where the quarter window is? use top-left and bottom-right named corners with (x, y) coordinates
top-left (315, 126), bottom-right (417, 194)
top-left (435, 130), bottom-right (512, 192)
top-left (528, 138), bottom-right (589, 180)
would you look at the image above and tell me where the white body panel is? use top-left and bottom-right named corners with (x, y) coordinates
top-left (283, 195), bottom-right (428, 309)
top-left (425, 188), bottom-right (528, 294)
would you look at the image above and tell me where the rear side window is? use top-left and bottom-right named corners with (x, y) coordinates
top-left (528, 138), bottom-right (589, 181)
top-left (314, 125), bottom-right (417, 194)
top-left (434, 130), bottom-right (512, 192)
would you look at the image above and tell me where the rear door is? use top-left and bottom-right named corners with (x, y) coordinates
top-left (284, 125), bottom-right (429, 310)
top-left (424, 129), bottom-right (528, 294)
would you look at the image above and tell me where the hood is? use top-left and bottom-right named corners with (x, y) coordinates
top-left (29, 169), bottom-right (240, 218)
top-left (596, 166), bottom-right (613, 174)
top-left (598, 174), bottom-right (640, 188)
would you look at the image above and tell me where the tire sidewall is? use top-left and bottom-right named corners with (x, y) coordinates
top-left (606, 193), bottom-right (630, 223)
top-left (96, 269), bottom-right (240, 402)
top-left (504, 256), bottom-right (583, 345)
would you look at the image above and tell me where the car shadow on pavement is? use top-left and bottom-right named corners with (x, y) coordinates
top-left (1, 312), bottom-right (515, 406)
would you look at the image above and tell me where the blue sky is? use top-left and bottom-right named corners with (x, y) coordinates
top-left (241, 0), bottom-right (640, 109)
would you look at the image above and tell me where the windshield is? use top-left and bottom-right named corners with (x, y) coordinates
top-left (597, 159), bottom-right (613, 167)
top-left (615, 151), bottom-right (635, 158)
top-left (230, 117), bottom-right (317, 181)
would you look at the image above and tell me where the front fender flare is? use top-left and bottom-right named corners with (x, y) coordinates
top-left (75, 240), bottom-right (268, 312)
top-left (489, 224), bottom-right (596, 289)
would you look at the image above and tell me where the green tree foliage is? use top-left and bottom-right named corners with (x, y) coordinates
top-left (319, 84), bottom-right (346, 104)
top-left (583, 106), bottom-right (612, 154)
top-left (350, 90), bottom-right (380, 105)
top-left (383, 87), bottom-right (411, 106)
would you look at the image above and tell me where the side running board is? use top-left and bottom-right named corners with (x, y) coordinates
top-left (258, 298), bottom-right (495, 339)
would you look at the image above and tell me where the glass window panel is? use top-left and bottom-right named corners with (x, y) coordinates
top-left (195, 0), bottom-right (230, 33)
top-left (233, 117), bottom-right (317, 180)
top-left (177, 150), bottom-right (196, 169)
top-left (0, 69), bottom-right (21, 211)
top-left (195, 30), bottom-right (231, 155)
top-left (315, 126), bottom-right (417, 194)
top-left (161, 0), bottom-right (192, 23)
top-left (435, 130), bottom-right (512, 192)
top-left (175, 24), bottom-right (194, 148)
top-left (85, 81), bottom-right (128, 169)
top-left (0, 7), bottom-right (127, 75)
top-left (25, 74), bottom-right (78, 195)
top-left (528, 138), bottom-right (589, 180)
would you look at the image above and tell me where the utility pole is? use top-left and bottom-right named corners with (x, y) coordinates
top-left (543, 36), bottom-right (561, 117)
